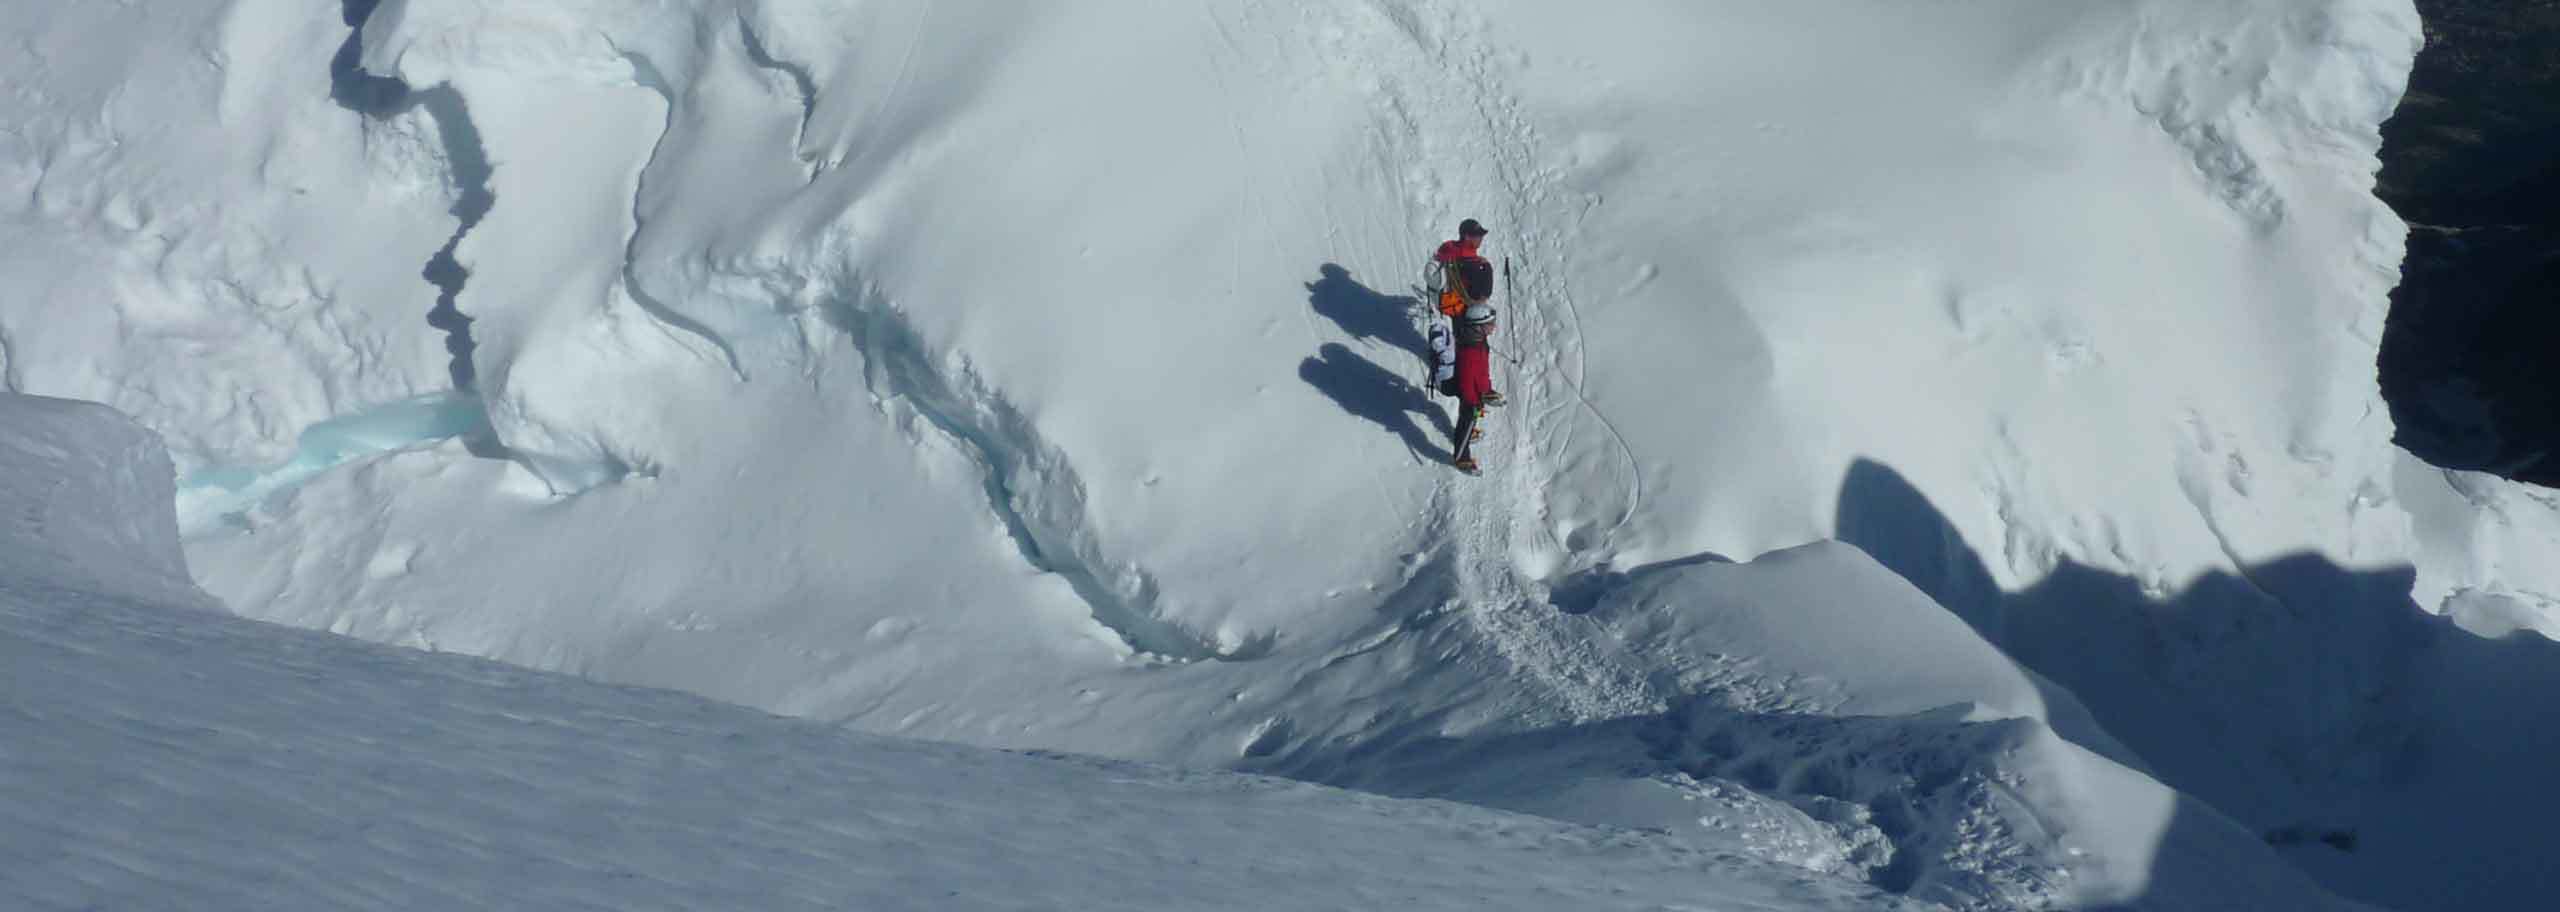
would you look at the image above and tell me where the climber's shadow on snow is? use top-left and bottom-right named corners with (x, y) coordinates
top-left (1302, 265), bottom-right (1452, 462)
top-left (1299, 343), bottom-right (1453, 463)
top-left (1307, 264), bottom-right (1430, 365)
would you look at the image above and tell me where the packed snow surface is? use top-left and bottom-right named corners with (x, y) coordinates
top-left (4, 0), bottom-right (2556, 909)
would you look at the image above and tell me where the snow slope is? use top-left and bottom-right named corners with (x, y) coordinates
top-left (1, 393), bottom-right (1935, 912)
top-left (0, 392), bottom-right (2352, 910)
top-left (2, 0), bottom-right (2551, 908)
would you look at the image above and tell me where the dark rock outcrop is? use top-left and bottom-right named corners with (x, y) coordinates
top-left (2377, 0), bottom-right (2560, 483)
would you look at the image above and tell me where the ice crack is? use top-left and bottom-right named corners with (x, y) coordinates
top-left (414, 86), bottom-right (494, 393)
top-left (617, 49), bottom-right (749, 381)
top-left (822, 287), bottom-right (1257, 663)
top-left (330, 0), bottom-right (491, 396)
top-left (734, 13), bottom-right (820, 169)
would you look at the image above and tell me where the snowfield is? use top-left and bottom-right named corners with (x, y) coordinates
top-left (0, 391), bottom-right (2351, 911)
top-left (3, 0), bottom-right (2555, 908)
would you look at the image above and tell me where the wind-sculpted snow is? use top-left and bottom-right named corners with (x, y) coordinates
top-left (4, 0), bottom-right (2551, 907)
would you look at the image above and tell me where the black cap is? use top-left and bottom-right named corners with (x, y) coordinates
top-left (1459, 218), bottom-right (1487, 238)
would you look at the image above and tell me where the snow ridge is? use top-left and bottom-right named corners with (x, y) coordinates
top-left (0, 396), bottom-right (215, 612)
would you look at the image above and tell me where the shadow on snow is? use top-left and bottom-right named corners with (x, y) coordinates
top-left (1260, 453), bottom-right (2560, 909)
top-left (1298, 344), bottom-right (1452, 464)
top-left (1833, 457), bottom-right (2560, 912)
top-left (1307, 263), bottom-right (1430, 362)
top-left (1298, 264), bottom-right (1452, 464)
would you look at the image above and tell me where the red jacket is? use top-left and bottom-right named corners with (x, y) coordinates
top-left (1454, 324), bottom-right (1494, 405)
top-left (1434, 238), bottom-right (1481, 264)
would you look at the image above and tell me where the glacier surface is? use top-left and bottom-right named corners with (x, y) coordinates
top-left (5, 0), bottom-right (2557, 908)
